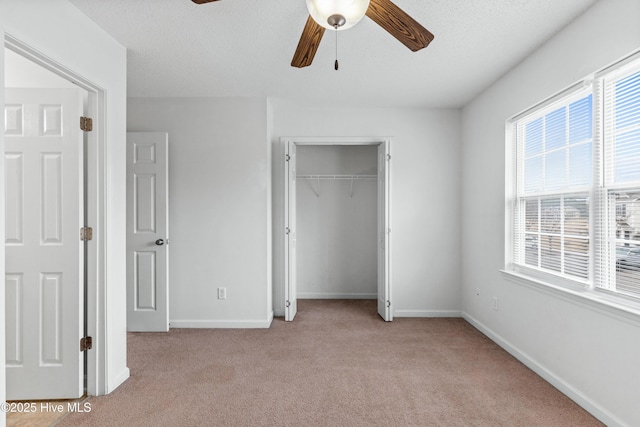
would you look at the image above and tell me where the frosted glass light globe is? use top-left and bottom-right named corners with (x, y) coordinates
top-left (305, 0), bottom-right (371, 30)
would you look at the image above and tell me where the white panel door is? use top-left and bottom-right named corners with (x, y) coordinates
top-left (5, 88), bottom-right (83, 399)
top-left (126, 132), bottom-right (169, 332)
top-left (284, 141), bottom-right (297, 321)
top-left (377, 141), bottom-right (392, 321)
top-left (127, 132), bottom-right (169, 332)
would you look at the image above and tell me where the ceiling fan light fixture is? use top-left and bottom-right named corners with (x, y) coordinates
top-left (305, 0), bottom-right (370, 31)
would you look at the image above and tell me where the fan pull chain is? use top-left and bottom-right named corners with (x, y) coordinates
top-left (334, 25), bottom-right (339, 71)
top-left (326, 14), bottom-right (345, 70)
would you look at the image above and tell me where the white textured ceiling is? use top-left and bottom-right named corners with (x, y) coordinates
top-left (69, 0), bottom-right (597, 108)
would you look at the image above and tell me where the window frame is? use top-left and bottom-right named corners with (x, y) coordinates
top-left (513, 88), bottom-right (593, 285)
top-left (594, 57), bottom-right (640, 300)
top-left (507, 83), bottom-right (595, 290)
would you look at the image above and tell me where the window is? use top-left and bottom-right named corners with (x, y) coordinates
top-left (596, 59), bottom-right (640, 299)
top-left (509, 53), bottom-right (640, 302)
top-left (514, 92), bottom-right (593, 283)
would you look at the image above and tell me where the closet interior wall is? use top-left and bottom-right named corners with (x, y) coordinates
top-left (297, 145), bottom-right (378, 299)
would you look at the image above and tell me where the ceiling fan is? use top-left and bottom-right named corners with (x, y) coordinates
top-left (191, 0), bottom-right (434, 68)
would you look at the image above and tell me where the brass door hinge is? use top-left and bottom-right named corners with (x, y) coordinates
top-left (80, 336), bottom-right (93, 352)
top-left (80, 227), bottom-right (93, 241)
top-left (80, 116), bottom-right (93, 132)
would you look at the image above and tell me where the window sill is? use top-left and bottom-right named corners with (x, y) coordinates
top-left (500, 270), bottom-right (640, 325)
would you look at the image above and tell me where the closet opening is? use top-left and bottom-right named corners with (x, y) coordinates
top-left (283, 137), bottom-right (391, 322)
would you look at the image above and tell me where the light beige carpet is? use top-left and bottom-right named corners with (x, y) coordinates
top-left (59, 300), bottom-right (602, 426)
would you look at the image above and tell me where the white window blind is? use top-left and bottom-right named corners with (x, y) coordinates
top-left (514, 91), bottom-right (593, 283)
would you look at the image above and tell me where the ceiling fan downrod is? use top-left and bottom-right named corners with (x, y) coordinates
top-left (327, 14), bottom-right (345, 71)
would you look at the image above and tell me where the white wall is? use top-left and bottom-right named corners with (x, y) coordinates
top-left (127, 97), bottom-right (273, 327)
top-left (272, 101), bottom-right (462, 317)
top-left (0, 0), bottom-right (128, 403)
top-left (297, 145), bottom-right (378, 298)
top-left (461, 0), bottom-right (640, 425)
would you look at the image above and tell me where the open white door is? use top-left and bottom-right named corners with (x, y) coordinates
top-left (284, 140), bottom-right (298, 321)
top-left (5, 88), bottom-right (84, 399)
top-left (377, 141), bottom-right (392, 321)
top-left (126, 132), bottom-right (169, 332)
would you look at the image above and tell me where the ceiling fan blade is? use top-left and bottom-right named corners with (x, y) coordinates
top-left (366, 0), bottom-right (434, 52)
top-left (192, 0), bottom-right (220, 4)
top-left (291, 15), bottom-right (326, 68)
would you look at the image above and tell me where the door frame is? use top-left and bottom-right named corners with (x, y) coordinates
top-left (4, 35), bottom-right (107, 396)
top-left (281, 136), bottom-right (393, 320)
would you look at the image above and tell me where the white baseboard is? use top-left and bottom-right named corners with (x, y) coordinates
top-left (170, 312), bottom-right (274, 329)
top-left (394, 310), bottom-right (461, 318)
top-left (275, 308), bottom-right (461, 318)
top-left (297, 292), bottom-right (376, 299)
top-left (108, 367), bottom-right (130, 394)
top-left (461, 312), bottom-right (624, 427)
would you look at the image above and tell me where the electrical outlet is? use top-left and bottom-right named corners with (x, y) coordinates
top-left (475, 288), bottom-right (480, 297)
top-left (492, 297), bottom-right (499, 311)
top-left (218, 287), bottom-right (226, 300)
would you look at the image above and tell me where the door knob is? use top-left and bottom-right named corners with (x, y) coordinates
top-left (155, 239), bottom-right (165, 246)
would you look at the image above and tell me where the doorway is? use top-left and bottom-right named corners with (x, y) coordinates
top-left (283, 137), bottom-right (392, 322)
top-left (4, 42), bottom-right (97, 399)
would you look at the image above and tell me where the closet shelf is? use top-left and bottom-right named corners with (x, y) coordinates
top-left (297, 175), bottom-right (377, 198)
top-left (297, 174), bottom-right (377, 180)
